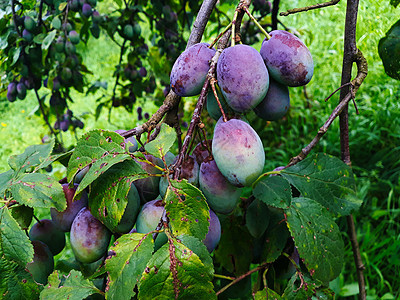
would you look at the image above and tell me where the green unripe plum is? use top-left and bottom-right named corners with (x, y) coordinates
top-left (135, 199), bottom-right (167, 250)
top-left (113, 183), bottom-right (141, 233)
top-left (29, 219), bottom-right (66, 255)
top-left (55, 37), bottom-right (65, 53)
top-left (26, 241), bottom-right (54, 285)
top-left (212, 118), bottom-right (265, 187)
top-left (68, 30), bottom-right (80, 44)
top-left (24, 16), bottom-right (36, 31)
top-left (70, 207), bottom-right (112, 263)
top-left (62, 22), bottom-right (73, 33)
top-left (123, 24), bottom-right (134, 39)
top-left (70, 0), bottom-right (80, 11)
top-left (199, 159), bottom-right (241, 214)
top-left (51, 183), bottom-right (88, 232)
top-left (87, 0), bottom-right (97, 6)
top-left (65, 41), bottom-right (76, 54)
top-left (61, 67), bottom-right (73, 82)
top-left (22, 29), bottom-right (33, 42)
top-left (133, 23), bottom-right (141, 36)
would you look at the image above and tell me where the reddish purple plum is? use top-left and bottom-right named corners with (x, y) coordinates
top-left (212, 118), bottom-right (265, 187)
top-left (51, 183), bottom-right (88, 232)
top-left (70, 207), bottom-right (112, 263)
top-left (260, 30), bottom-right (314, 87)
top-left (203, 210), bottom-right (221, 252)
top-left (170, 43), bottom-right (216, 97)
top-left (26, 241), bottom-right (54, 285)
top-left (29, 219), bottom-right (66, 256)
top-left (192, 140), bottom-right (212, 165)
top-left (217, 44), bottom-right (269, 112)
top-left (254, 78), bottom-right (290, 121)
top-left (199, 160), bottom-right (241, 214)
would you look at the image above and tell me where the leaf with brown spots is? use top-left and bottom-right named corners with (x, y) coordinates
top-left (144, 123), bottom-right (176, 159)
top-left (165, 179), bottom-right (210, 242)
top-left (281, 153), bottom-right (360, 216)
top-left (138, 238), bottom-right (216, 299)
top-left (66, 130), bottom-right (129, 185)
top-left (0, 207), bottom-right (34, 267)
top-left (105, 233), bottom-right (154, 300)
top-left (285, 197), bottom-right (344, 285)
top-left (40, 270), bottom-right (102, 300)
top-left (9, 173), bottom-right (66, 211)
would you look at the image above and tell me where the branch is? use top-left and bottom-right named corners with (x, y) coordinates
top-left (280, 0), bottom-right (340, 16)
top-left (271, 0), bottom-right (280, 30)
top-left (11, 0), bottom-right (22, 37)
top-left (287, 48), bottom-right (367, 167)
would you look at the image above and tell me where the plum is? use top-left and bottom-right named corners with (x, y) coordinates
top-left (135, 199), bottom-right (167, 249)
top-left (260, 30), bottom-right (314, 87)
top-left (170, 43), bottom-right (216, 97)
top-left (212, 118), bottom-right (265, 187)
top-left (113, 183), bottom-right (141, 234)
top-left (24, 16), bottom-right (36, 31)
top-left (253, 77), bottom-right (290, 121)
top-left (134, 154), bottom-right (164, 203)
top-left (68, 30), bottom-right (80, 44)
top-left (26, 241), bottom-right (54, 285)
top-left (203, 210), bottom-right (221, 252)
top-left (198, 159), bottom-right (241, 214)
top-left (217, 44), bottom-right (269, 112)
top-left (82, 3), bottom-right (92, 17)
top-left (29, 219), bottom-right (66, 256)
top-left (192, 140), bottom-right (212, 165)
top-left (206, 87), bottom-right (231, 121)
top-left (70, 207), bottom-right (112, 263)
top-left (51, 183), bottom-right (88, 232)
top-left (22, 29), bottom-right (33, 42)
top-left (16, 82), bottom-right (27, 100)
top-left (114, 129), bottom-right (138, 153)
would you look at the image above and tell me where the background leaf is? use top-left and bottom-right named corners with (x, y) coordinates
top-left (0, 169), bottom-right (13, 194)
top-left (138, 238), bottom-right (216, 299)
top-left (9, 173), bottom-right (66, 211)
top-left (0, 207), bottom-right (34, 267)
top-left (246, 198), bottom-right (270, 238)
top-left (165, 179), bottom-right (210, 241)
top-left (253, 175), bottom-right (292, 209)
top-left (105, 233), bottom-right (154, 300)
top-left (285, 197), bottom-right (344, 284)
top-left (144, 123), bottom-right (176, 159)
top-left (40, 270), bottom-right (102, 300)
top-left (281, 153), bottom-right (359, 216)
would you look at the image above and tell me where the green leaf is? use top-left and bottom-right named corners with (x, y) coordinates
top-left (144, 123), bottom-right (176, 158)
top-left (0, 207), bottom-right (34, 266)
top-left (138, 238), bottom-right (216, 299)
top-left (253, 176), bottom-right (292, 209)
top-left (9, 173), bottom-right (66, 211)
top-left (67, 130), bottom-right (130, 190)
top-left (10, 205), bottom-right (33, 230)
top-left (40, 270), bottom-right (102, 300)
top-left (51, 16), bottom-right (61, 29)
top-left (42, 30), bottom-right (57, 50)
top-left (0, 169), bottom-right (14, 194)
top-left (281, 153), bottom-right (359, 216)
top-left (282, 274), bottom-right (316, 299)
top-left (165, 179), bottom-right (210, 241)
top-left (177, 234), bottom-right (214, 277)
top-left (8, 140), bottom-right (55, 173)
top-left (378, 19), bottom-right (400, 80)
top-left (285, 197), bottom-right (344, 284)
top-left (246, 198), bottom-right (270, 238)
top-left (89, 160), bottom-right (147, 231)
top-left (104, 233), bottom-right (154, 300)
top-left (214, 215), bottom-right (253, 274)
top-left (254, 289), bottom-right (282, 299)
top-left (0, 256), bottom-right (40, 299)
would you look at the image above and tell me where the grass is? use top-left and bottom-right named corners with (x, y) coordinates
top-left (1, 0), bottom-right (399, 298)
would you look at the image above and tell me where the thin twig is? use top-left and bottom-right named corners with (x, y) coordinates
top-left (280, 0), bottom-right (340, 16)
top-left (209, 78), bottom-right (227, 122)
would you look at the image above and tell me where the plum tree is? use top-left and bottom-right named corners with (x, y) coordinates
top-left (253, 77), bottom-right (290, 121)
top-left (51, 183), bottom-right (88, 232)
top-left (70, 207), bottom-right (112, 263)
top-left (198, 159), bottom-right (241, 214)
top-left (170, 43), bottom-right (216, 97)
top-left (26, 241), bottom-right (54, 285)
top-left (203, 210), bottom-right (221, 252)
top-left (260, 30), bottom-right (314, 87)
top-left (29, 219), bottom-right (66, 256)
top-left (217, 44), bottom-right (269, 112)
top-left (135, 199), bottom-right (167, 250)
top-left (212, 117), bottom-right (265, 187)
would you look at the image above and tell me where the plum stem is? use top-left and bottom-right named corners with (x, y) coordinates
top-left (243, 6), bottom-right (271, 40)
top-left (251, 170), bottom-right (282, 188)
top-left (280, 0), bottom-right (340, 16)
top-left (209, 22), bottom-right (232, 49)
top-left (231, 9), bottom-right (239, 46)
top-left (209, 78), bottom-right (227, 122)
top-left (33, 214), bottom-right (43, 225)
top-left (214, 274), bottom-right (235, 280)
